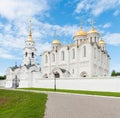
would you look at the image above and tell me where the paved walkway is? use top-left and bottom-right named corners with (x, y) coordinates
top-left (44, 93), bottom-right (120, 118)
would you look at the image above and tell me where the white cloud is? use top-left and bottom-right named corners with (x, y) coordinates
top-left (0, 0), bottom-right (49, 20)
top-left (104, 33), bottom-right (120, 45)
top-left (75, 0), bottom-right (120, 16)
top-left (103, 23), bottom-right (111, 28)
top-left (0, 0), bottom-right (51, 60)
top-left (113, 10), bottom-right (120, 16)
top-left (0, 0), bottom-right (85, 60)
top-left (36, 42), bottom-right (51, 55)
top-left (0, 48), bottom-right (16, 59)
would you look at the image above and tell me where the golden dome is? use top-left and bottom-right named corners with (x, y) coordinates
top-left (52, 39), bottom-right (61, 44)
top-left (99, 39), bottom-right (105, 44)
top-left (74, 29), bottom-right (87, 37)
top-left (88, 27), bottom-right (98, 34)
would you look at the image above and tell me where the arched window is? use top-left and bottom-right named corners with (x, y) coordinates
top-left (61, 51), bottom-right (65, 61)
top-left (90, 37), bottom-right (92, 42)
top-left (94, 37), bottom-right (96, 42)
top-left (52, 53), bottom-right (55, 62)
top-left (103, 47), bottom-right (104, 50)
top-left (94, 47), bottom-right (96, 58)
top-left (43, 74), bottom-right (48, 78)
top-left (72, 48), bottom-right (75, 59)
top-left (72, 69), bottom-right (74, 74)
top-left (45, 55), bottom-right (48, 63)
top-left (98, 51), bottom-right (100, 60)
top-left (83, 46), bottom-right (86, 57)
top-left (25, 52), bottom-right (27, 57)
top-left (32, 52), bottom-right (34, 58)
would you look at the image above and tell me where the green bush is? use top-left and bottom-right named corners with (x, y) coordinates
top-left (0, 75), bottom-right (6, 80)
top-left (111, 70), bottom-right (120, 76)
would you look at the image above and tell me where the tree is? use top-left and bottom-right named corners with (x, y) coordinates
top-left (0, 75), bottom-right (6, 80)
top-left (111, 70), bottom-right (116, 76)
top-left (116, 72), bottom-right (120, 76)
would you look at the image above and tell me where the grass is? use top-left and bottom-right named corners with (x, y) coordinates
top-left (23, 88), bottom-right (120, 97)
top-left (0, 89), bottom-right (47, 118)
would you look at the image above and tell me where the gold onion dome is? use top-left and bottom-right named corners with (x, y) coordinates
top-left (52, 39), bottom-right (61, 44)
top-left (88, 27), bottom-right (98, 34)
top-left (99, 39), bottom-right (105, 44)
top-left (74, 28), bottom-right (87, 37)
top-left (88, 20), bottom-right (98, 34)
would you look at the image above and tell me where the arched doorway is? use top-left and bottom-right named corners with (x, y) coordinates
top-left (80, 71), bottom-right (87, 77)
top-left (12, 75), bottom-right (20, 88)
top-left (43, 74), bottom-right (48, 78)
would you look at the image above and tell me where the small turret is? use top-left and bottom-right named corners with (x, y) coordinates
top-left (99, 39), bottom-right (106, 51)
top-left (87, 20), bottom-right (99, 43)
top-left (73, 21), bottom-right (87, 45)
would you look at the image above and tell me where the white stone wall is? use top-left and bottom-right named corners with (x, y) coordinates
top-left (0, 80), bottom-right (6, 87)
top-left (31, 77), bottom-right (120, 92)
top-left (4, 77), bottom-right (120, 92)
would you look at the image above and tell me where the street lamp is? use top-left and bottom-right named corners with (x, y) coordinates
top-left (53, 72), bottom-right (57, 91)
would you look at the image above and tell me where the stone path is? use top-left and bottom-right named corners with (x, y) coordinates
top-left (44, 93), bottom-right (120, 118)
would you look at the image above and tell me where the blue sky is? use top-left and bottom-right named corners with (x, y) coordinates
top-left (0, 0), bottom-right (120, 75)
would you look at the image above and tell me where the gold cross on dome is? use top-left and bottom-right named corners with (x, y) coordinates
top-left (100, 33), bottom-right (103, 39)
top-left (54, 32), bottom-right (59, 39)
top-left (91, 19), bottom-right (95, 28)
top-left (80, 20), bottom-right (83, 29)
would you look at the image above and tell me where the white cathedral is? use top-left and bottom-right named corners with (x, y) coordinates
top-left (6, 21), bottom-right (110, 88)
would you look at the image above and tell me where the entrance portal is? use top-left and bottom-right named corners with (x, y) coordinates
top-left (80, 71), bottom-right (87, 77)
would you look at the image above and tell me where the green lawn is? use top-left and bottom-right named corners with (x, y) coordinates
top-left (0, 89), bottom-right (47, 118)
top-left (23, 88), bottom-right (120, 97)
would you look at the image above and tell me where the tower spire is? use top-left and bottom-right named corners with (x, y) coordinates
top-left (29, 19), bottom-right (32, 36)
top-left (27, 19), bottom-right (33, 41)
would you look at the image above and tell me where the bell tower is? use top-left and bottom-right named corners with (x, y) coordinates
top-left (22, 20), bottom-right (37, 66)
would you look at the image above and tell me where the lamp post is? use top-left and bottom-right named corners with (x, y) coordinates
top-left (54, 72), bottom-right (57, 91)
top-left (53, 71), bottom-right (59, 91)
top-left (54, 75), bottom-right (56, 91)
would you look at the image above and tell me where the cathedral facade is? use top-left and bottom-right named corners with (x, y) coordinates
top-left (6, 21), bottom-right (110, 88)
top-left (41, 25), bottom-right (110, 78)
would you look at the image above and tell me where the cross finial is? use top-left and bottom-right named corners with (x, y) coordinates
top-left (99, 33), bottom-right (103, 39)
top-left (80, 21), bottom-right (83, 29)
top-left (15, 61), bottom-right (17, 67)
top-left (54, 31), bottom-right (59, 39)
top-left (91, 19), bottom-right (95, 29)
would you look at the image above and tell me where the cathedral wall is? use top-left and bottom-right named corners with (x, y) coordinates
top-left (41, 37), bottom-right (110, 78)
